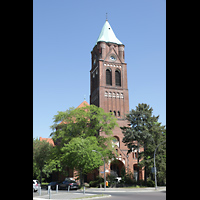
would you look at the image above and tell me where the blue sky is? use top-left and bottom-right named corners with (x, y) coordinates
top-left (33, 0), bottom-right (166, 139)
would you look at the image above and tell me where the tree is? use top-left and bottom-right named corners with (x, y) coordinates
top-left (140, 122), bottom-right (166, 185)
top-left (49, 104), bottom-right (118, 183)
top-left (50, 104), bottom-right (117, 148)
top-left (33, 138), bottom-right (53, 184)
top-left (121, 103), bottom-right (166, 185)
top-left (60, 136), bottom-right (105, 186)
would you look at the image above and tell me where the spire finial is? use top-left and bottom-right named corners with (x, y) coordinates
top-left (84, 94), bottom-right (86, 101)
top-left (106, 13), bottom-right (108, 21)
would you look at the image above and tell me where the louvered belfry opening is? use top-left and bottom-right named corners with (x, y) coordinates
top-left (106, 69), bottom-right (112, 85)
top-left (115, 70), bottom-right (121, 86)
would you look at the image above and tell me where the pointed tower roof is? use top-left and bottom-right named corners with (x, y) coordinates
top-left (96, 20), bottom-right (123, 45)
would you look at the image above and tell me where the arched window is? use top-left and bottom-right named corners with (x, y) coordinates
top-left (106, 69), bottom-right (112, 86)
top-left (115, 70), bottom-right (121, 86)
top-left (113, 111), bottom-right (116, 116)
top-left (112, 136), bottom-right (120, 148)
top-left (117, 111), bottom-right (120, 117)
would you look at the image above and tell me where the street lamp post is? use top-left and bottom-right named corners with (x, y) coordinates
top-left (154, 140), bottom-right (166, 190)
top-left (92, 150), bottom-right (106, 191)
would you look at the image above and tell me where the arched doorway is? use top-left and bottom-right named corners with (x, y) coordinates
top-left (110, 159), bottom-right (125, 177)
top-left (133, 164), bottom-right (143, 181)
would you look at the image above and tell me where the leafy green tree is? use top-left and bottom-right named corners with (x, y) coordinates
top-left (49, 104), bottom-right (118, 183)
top-left (121, 103), bottom-right (166, 185)
top-left (50, 104), bottom-right (117, 148)
top-left (33, 138), bottom-right (53, 184)
top-left (61, 136), bottom-right (106, 186)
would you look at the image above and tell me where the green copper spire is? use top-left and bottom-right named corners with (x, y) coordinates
top-left (96, 20), bottom-right (123, 45)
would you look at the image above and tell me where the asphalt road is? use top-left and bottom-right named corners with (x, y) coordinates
top-left (85, 189), bottom-right (166, 200)
top-left (96, 191), bottom-right (166, 200)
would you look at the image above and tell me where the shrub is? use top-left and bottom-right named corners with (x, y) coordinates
top-left (138, 180), bottom-right (145, 186)
top-left (136, 185), bottom-right (140, 188)
top-left (106, 170), bottom-right (118, 187)
top-left (99, 181), bottom-right (109, 188)
top-left (147, 179), bottom-right (155, 187)
top-left (89, 176), bottom-right (104, 187)
top-left (120, 167), bottom-right (134, 185)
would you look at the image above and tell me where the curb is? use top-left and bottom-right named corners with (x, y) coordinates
top-left (73, 194), bottom-right (111, 200)
top-left (33, 194), bottom-right (111, 200)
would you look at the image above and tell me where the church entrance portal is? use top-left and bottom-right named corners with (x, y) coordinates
top-left (110, 160), bottom-right (125, 177)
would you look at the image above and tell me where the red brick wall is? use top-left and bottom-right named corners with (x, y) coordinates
top-left (90, 41), bottom-right (144, 181)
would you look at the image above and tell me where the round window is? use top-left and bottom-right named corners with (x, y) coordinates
top-left (110, 55), bottom-right (116, 61)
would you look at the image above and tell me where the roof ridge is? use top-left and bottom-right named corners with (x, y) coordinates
top-left (39, 137), bottom-right (55, 146)
top-left (76, 100), bottom-right (90, 108)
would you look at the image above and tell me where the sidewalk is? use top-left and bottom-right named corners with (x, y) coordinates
top-left (33, 194), bottom-right (110, 200)
top-left (33, 186), bottom-right (166, 200)
top-left (33, 189), bottom-right (111, 200)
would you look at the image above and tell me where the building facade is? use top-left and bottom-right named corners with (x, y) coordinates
top-left (89, 20), bottom-right (144, 181)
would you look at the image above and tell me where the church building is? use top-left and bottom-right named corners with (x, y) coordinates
top-left (40, 19), bottom-right (144, 183)
top-left (89, 19), bottom-right (144, 181)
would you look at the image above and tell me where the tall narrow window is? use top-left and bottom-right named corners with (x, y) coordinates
top-left (112, 136), bottom-right (120, 148)
top-left (106, 69), bottom-right (112, 85)
top-left (117, 111), bottom-right (120, 117)
top-left (115, 70), bottom-right (121, 86)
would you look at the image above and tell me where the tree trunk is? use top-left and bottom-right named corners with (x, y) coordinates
top-left (137, 153), bottom-right (139, 184)
top-left (40, 169), bottom-right (42, 185)
top-left (80, 169), bottom-right (82, 187)
top-left (144, 142), bottom-right (147, 185)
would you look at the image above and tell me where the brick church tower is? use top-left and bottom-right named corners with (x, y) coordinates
top-left (90, 20), bottom-right (143, 180)
top-left (90, 19), bottom-right (129, 117)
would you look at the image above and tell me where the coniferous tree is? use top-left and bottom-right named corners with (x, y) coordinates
top-left (121, 103), bottom-right (166, 185)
